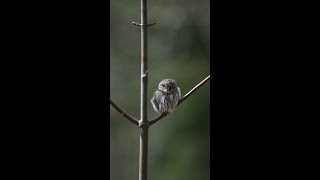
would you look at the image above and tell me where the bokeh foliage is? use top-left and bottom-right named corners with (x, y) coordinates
top-left (110, 0), bottom-right (210, 179)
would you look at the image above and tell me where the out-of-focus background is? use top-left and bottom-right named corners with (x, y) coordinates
top-left (110, 0), bottom-right (210, 179)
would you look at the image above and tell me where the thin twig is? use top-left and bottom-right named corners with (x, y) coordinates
top-left (178, 75), bottom-right (210, 105)
top-left (147, 22), bottom-right (156, 26)
top-left (148, 113), bottom-right (168, 126)
top-left (149, 75), bottom-right (210, 126)
top-left (132, 22), bottom-right (141, 26)
top-left (110, 99), bottom-right (139, 126)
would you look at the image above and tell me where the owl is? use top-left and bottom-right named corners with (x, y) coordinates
top-left (150, 79), bottom-right (181, 114)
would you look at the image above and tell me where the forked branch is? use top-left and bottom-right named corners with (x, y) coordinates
top-left (149, 75), bottom-right (210, 126)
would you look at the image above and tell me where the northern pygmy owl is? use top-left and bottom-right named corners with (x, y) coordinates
top-left (150, 79), bottom-right (181, 114)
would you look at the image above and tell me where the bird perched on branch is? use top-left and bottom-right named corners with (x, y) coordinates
top-left (150, 79), bottom-right (181, 114)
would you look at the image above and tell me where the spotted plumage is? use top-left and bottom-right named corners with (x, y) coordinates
top-left (150, 79), bottom-right (181, 114)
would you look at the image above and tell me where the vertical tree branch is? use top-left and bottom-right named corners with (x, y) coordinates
top-left (139, 0), bottom-right (148, 180)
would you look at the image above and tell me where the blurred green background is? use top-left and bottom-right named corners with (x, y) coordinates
top-left (110, 0), bottom-right (210, 179)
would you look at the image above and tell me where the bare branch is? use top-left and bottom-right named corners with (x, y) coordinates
top-left (132, 22), bottom-right (141, 26)
top-left (147, 22), bottom-right (156, 26)
top-left (178, 75), bottom-right (210, 105)
top-left (149, 75), bottom-right (210, 126)
top-left (139, 0), bottom-right (149, 179)
top-left (110, 99), bottom-right (139, 126)
top-left (148, 112), bottom-right (168, 126)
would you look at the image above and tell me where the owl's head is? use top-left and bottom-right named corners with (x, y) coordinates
top-left (158, 79), bottom-right (178, 93)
